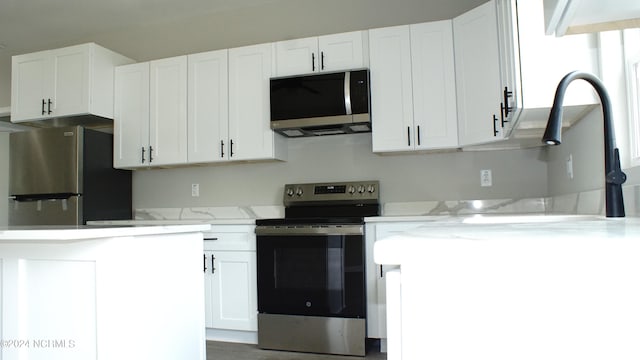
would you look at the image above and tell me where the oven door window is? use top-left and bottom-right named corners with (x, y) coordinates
top-left (257, 234), bottom-right (365, 318)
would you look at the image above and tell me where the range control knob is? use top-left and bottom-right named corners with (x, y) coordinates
top-left (296, 187), bottom-right (304, 196)
top-left (367, 184), bottom-right (376, 193)
top-left (357, 185), bottom-right (366, 193)
top-left (286, 188), bottom-right (295, 197)
top-left (348, 185), bottom-right (356, 194)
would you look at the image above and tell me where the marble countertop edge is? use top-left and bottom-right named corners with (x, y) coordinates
top-left (0, 224), bottom-right (212, 241)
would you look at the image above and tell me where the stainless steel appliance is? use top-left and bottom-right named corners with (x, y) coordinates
top-left (9, 126), bottom-right (132, 225)
top-left (255, 181), bottom-right (379, 356)
top-left (269, 69), bottom-right (371, 137)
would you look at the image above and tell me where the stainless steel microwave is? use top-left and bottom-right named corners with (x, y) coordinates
top-left (269, 69), bottom-right (370, 137)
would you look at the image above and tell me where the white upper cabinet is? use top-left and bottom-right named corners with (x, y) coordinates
top-left (410, 21), bottom-right (458, 150)
top-left (11, 43), bottom-right (133, 123)
top-left (370, 25), bottom-right (414, 152)
top-left (275, 31), bottom-right (369, 77)
top-left (115, 44), bottom-right (285, 169)
top-left (228, 43), bottom-right (287, 161)
top-left (454, 0), bottom-right (600, 147)
top-left (544, 0), bottom-right (640, 36)
top-left (453, 0), bottom-right (504, 146)
top-left (501, 0), bottom-right (599, 137)
top-left (114, 56), bottom-right (188, 169)
top-left (114, 62), bottom-right (150, 169)
top-left (149, 56), bottom-right (188, 166)
top-left (187, 49), bottom-right (229, 164)
top-left (370, 21), bottom-right (458, 152)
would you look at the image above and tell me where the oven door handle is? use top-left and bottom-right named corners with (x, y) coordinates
top-left (255, 225), bottom-right (363, 236)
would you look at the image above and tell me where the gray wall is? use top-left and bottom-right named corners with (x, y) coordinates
top-left (133, 134), bottom-right (548, 209)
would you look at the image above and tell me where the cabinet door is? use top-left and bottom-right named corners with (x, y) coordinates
top-left (318, 31), bottom-right (368, 72)
top-left (10, 50), bottom-right (53, 122)
top-left (410, 20), bottom-right (458, 149)
top-left (149, 56), bottom-right (188, 166)
top-left (228, 43), bottom-right (277, 161)
top-left (454, 0), bottom-right (504, 146)
top-left (188, 50), bottom-right (229, 163)
top-left (275, 37), bottom-right (318, 76)
top-left (369, 25), bottom-right (415, 152)
top-left (206, 251), bottom-right (257, 331)
top-left (496, 0), bottom-right (521, 135)
top-left (114, 62), bottom-right (150, 169)
top-left (51, 44), bottom-right (91, 117)
top-left (204, 251), bottom-right (215, 327)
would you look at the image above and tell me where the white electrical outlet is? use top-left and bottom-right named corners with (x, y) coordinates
top-left (480, 169), bottom-right (492, 187)
top-left (566, 154), bottom-right (574, 180)
top-left (191, 183), bottom-right (200, 197)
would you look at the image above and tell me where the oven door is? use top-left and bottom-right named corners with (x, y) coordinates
top-left (256, 225), bottom-right (365, 319)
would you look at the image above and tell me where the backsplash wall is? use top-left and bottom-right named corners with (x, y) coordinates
top-left (132, 133), bottom-right (548, 209)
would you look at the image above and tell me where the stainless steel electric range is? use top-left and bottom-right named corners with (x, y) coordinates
top-left (255, 180), bottom-right (380, 357)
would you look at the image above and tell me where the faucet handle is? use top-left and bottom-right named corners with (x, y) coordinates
top-left (606, 148), bottom-right (627, 185)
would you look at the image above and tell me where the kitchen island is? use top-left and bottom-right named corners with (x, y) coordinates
top-left (0, 224), bottom-right (210, 360)
top-left (374, 215), bottom-right (640, 360)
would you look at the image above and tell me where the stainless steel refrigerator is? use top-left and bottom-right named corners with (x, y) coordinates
top-left (9, 126), bottom-right (132, 225)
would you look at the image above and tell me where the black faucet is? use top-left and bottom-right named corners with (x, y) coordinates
top-left (542, 71), bottom-right (627, 218)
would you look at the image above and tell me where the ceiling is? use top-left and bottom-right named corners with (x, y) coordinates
top-left (0, 0), bottom-right (282, 55)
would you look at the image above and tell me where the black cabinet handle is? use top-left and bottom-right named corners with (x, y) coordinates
top-left (493, 115), bottom-right (499, 136)
top-left (321, 51), bottom-right (325, 70)
top-left (502, 86), bottom-right (513, 118)
top-left (417, 125), bottom-right (421, 146)
top-left (380, 265), bottom-right (384, 278)
top-left (203, 254), bottom-right (207, 273)
top-left (47, 99), bottom-right (52, 114)
top-left (149, 146), bottom-right (154, 163)
top-left (500, 103), bottom-right (510, 128)
top-left (211, 254), bottom-right (216, 275)
top-left (141, 147), bottom-right (146, 163)
top-left (407, 127), bottom-right (411, 146)
top-left (220, 140), bottom-right (225, 158)
top-left (312, 53), bottom-right (316, 72)
top-left (230, 140), bottom-right (234, 157)
top-left (41, 99), bottom-right (46, 115)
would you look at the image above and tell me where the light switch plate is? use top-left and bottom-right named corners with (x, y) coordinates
top-left (191, 183), bottom-right (200, 197)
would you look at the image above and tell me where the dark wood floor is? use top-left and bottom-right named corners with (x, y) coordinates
top-left (206, 341), bottom-right (387, 360)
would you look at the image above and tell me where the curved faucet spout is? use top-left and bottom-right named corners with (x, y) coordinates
top-left (542, 71), bottom-right (627, 217)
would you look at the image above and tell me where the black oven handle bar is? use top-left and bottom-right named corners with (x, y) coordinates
top-left (255, 224), bottom-right (363, 236)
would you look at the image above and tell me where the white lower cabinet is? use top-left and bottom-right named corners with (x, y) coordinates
top-left (203, 225), bottom-right (257, 334)
top-left (365, 221), bottom-right (430, 342)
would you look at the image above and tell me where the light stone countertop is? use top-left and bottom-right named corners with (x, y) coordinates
top-left (0, 224), bottom-right (211, 241)
top-left (88, 219), bottom-right (255, 226)
top-left (374, 214), bottom-right (640, 360)
top-left (375, 215), bottom-right (640, 265)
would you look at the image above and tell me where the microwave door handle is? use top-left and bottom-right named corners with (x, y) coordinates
top-left (344, 71), bottom-right (352, 115)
